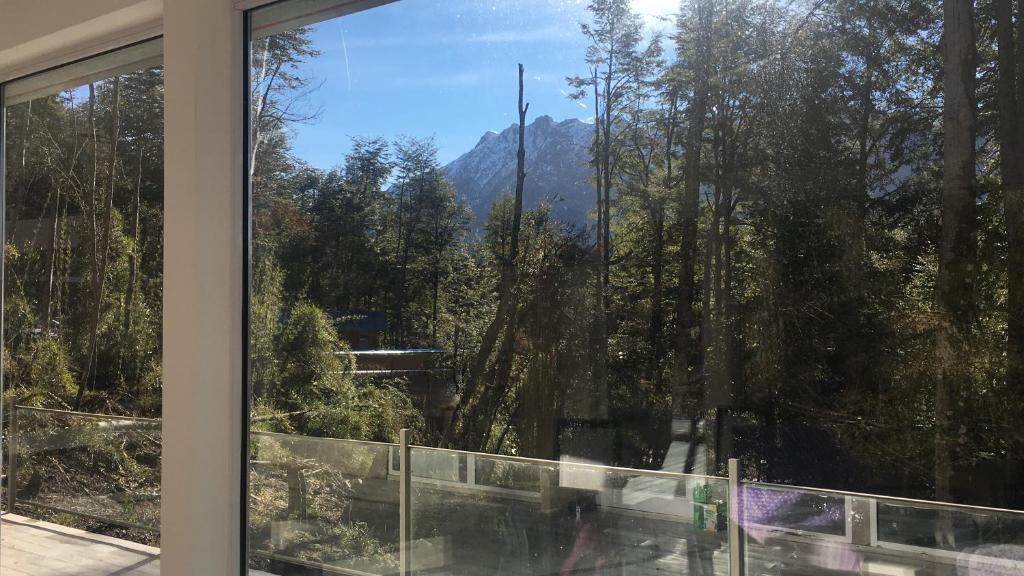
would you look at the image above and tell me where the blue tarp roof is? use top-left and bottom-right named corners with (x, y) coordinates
top-left (332, 309), bottom-right (386, 332)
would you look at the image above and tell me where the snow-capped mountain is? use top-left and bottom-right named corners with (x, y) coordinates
top-left (444, 115), bottom-right (596, 235)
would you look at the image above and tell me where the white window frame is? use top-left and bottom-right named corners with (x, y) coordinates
top-left (0, 1), bottom-right (287, 573)
top-left (162, 0), bottom-right (249, 573)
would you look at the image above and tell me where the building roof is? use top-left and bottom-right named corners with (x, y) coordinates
top-left (331, 309), bottom-right (386, 332)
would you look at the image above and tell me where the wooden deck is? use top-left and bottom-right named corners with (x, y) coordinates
top-left (0, 513), bottom-right (158, 575)
top-left (0, 514), bottom-right (282, 575)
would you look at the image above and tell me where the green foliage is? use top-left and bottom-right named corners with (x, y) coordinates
top-left (277, 301), bottom-right (351, 401)
top-left (252, 255), bottom-right (285, 400)
top-left (4, 66), bottom-right (165, 415)
top-left (25, 337), bottom-right (77, 399)
top-left (259, 298), bottom-right (425, 441)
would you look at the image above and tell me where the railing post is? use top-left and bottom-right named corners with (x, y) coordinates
top-left (7, 403), bottom-right (17, 514)
top-left (728, 458), bottom-right (744, 576)
top-left (850, 496), bottom-right (872, 546)
top-left (399, 428), bottom-right (411, 576)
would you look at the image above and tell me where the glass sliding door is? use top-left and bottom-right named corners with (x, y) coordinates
top-left (245, 0), bottom-right (1024, 575)
top-left (1, 39), bottom-right (164, 575)
top-left (244, 2), bottom-right (725, 574)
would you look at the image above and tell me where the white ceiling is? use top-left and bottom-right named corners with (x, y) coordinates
top-left (0, 0), bottom-right (162, 83)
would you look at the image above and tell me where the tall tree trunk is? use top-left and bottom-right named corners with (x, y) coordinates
top-left (249, 38), bottom-right (279, 182)
top-left (675, 0), bottom-right (712, 421)
top-left (934, 0), bottom-right (977, 525)
top-left (77, 83), bottom-right (100, 407)
top-left (511, 64), bottom-right (528, 263)
top-left (45, 184), bottom-right (62, 328)
top-left (853, 3), bottom-right (876, 282)
top-left (700, 159), bottom-right (723, 387)
top-left (457, 65), bottom-right (529, 450)
top-left (996, 0), bottom-right (1024, 508)
top-left (393, 180), bottom-right (406, 346)
top-left (394, 176), bottom-right (428, 346)
top-left (481, 65), bottom-right (531, 449)
top-left (592, 68), bottom-right (607, 379)
top-left (431, 221), bottom-right (441, 346)
top-left (836, 3), bottom-right (877, 400)
top-left (650, 210), bottom-right (665, 384)
top-left (82, 77), bottom-right (121, 398)
top-left (651, 90), bottom-right (678, 396)
top-left (10, 101), bottom-right (32, 239)
top-left (477, 301), bottom-right (522, 452)
top-left (123, 146), bottom-right (144, 341)
top-left (594, 56), bottom-right (614, 421)
top-left (718, 184), bottom-right (738, 468)
top-left (700, 123), bottom-right (724, 472)
top-left (602, 44), bottom-right (615, 300)
top-left (997, 0), bottom-right (1024, 414)
top-left (432, 269), bottom-right (439, 345)
top-left (593, 66), bottom-right (604, 275)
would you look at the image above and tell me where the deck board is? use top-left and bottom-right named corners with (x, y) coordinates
top-left (0, 514), bottom-right (280, 576)
top-left (1, 513), bottom-right (159, 575)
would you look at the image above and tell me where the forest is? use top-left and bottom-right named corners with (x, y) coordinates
top-left (2, 0), bottom-right (1023, 540)
top-left (245, 0), bottom-right (1024, 511)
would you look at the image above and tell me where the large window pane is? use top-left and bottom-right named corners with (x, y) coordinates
top-left (2, 40), bottom-right (163, 574)
top-left (246, 1), bottom-right (1024, 574)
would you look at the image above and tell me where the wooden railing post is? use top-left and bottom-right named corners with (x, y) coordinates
top-left (399, 428), bottom-right (411, 576)
top-left (728, 458), bottom-right (745, 576)
top-left (7, 403), bottom-right (18, 513)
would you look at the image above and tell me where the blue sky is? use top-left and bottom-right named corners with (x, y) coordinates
top-left (286, 0), bottom-right (677, 169)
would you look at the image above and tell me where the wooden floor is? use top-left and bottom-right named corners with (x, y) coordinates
top-left (0, 514), bottom-right (282, 575)
top-left (0, 513), bottom-right (159, 575)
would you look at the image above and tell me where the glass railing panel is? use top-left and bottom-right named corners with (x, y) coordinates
top-left (10, 406), bottom-right (161, 531)
top-left (739, 483), bottom-right (1024, 575)
top-left (248, 432), bottom-right (399, 574)
top-left (873, 498), bottom-right (1024, 572)
top-left (472, 453), bottom-right (542, 493)
top-left (408, 447), bottom-right (731, 575)
top-left (14, 405), bottom-right (1024, 576)
top-left (740, 483), bottom-right (849, 540)
top-left (391, 444), bottom-right (466, 484)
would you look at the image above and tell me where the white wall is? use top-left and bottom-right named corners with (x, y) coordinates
top-left (0, 0), bottom-right (161, 83)
top-left (1, 0), bottom-right (253, 574)
top-left (161, 0), bottom-right (244, 572)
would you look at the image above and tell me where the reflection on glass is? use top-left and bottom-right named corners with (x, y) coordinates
top-left (10, 406), bottom-right (160, 530)
top-left (875, 501), bottom-right (1024, 558)
top-left (409, 448), bottom-right (729, 575)
top-left (2, 38), bottom-right (164, 573)
top-left (249, 434), bottom-right (397, 573)
top-left (739, 486), bottom-right (1024, 576)
top-left (740, 484), bottom-right (848, 539)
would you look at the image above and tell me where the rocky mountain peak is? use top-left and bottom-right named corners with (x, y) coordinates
top-left (445, 116), bottom-right (595, 235)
